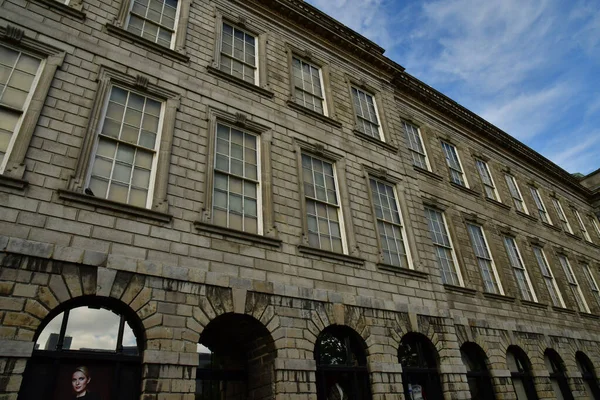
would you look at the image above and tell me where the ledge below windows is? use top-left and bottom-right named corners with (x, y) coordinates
top-left (565, 231), bottom-right (582, 241)
top-left (542, 221), bottom-right (561, 232)
top-left (194, 221), bottom-right (281, 248)
top-left (580, 312), bottom-right (600, 320)
top-left (0, 174), bottom-right (28, 190)
top-left (516, 210), bottom-right (537, 223)
top-left (443, 284), bottom-right (477, 296)
top-left (286, 101), bottom-right (342, 128)
top-left (450, 182), bottom-right (480, 197)
top-left (33, 0), bottom-right (86, 19)
top-left (552, 306), bottom-right (577, 315)
top-left (353, 130), bottom-right (398, 153)
top-left (298, 245), bottom-right (364, 265)
top-left (482, 292), bottom-right (515, 303)
top-left (207, 66), bottom-right (274, 98)
top-left (520, 300), bottom-right (548, 310)
top-left (105, 24), bottom-right (189, 63)
top-left (378, 263), bottom-right (428, 279)
top-left (413, 166), bottom-right (443, 181)
top-left (485, 196), bottom-right (511, 211)
top-left (58, 189), bottom-right (172, 223)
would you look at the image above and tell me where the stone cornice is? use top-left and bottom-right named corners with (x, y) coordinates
top-left (393, 72), bottom-right (593, 199)
top-left (233, 0), bottom-right (405, 75)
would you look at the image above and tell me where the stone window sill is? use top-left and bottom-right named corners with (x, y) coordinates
top-left (444, 284), bottom-right (477, 296)
top-left (287, 100), bottom-right (342, 128)
top-left (516, 210), bottom-right (537, 223)
top-left (542, 221), bottom-right (561, 232)
top-left (580, 312), bottom-right (600, 320)
top-left (207, 66), bottom-right (274, 98)
top-left (552, 306), bottom-right (577, 315)
top-left (58, 189), bottom-right (172, 223)
top-left (450, 181), bottom-right (480, 197)
top-left (378, 263), bottom-right (428, 279)
top-left (353, 130), bottom-right (398, 153)
top-left (0, 174), bottom-right (28, 190)
top-left (298, 245), bottom-right (364, 265)
top-left (194, 221), bottom-right (281, 248)
top-left (483, 292), bottom-right (516, 303)
top-left (520, 300), bottom-right (548, 310)
top-left (105, 24), bottom-right (189, 63)
top-left (565, 231), bottom-right (582, 241)
top-left (485, 197), bottom-right (511, 211)
top-left (34, 0), bottom-right (86, 19)
top-left (584, 241), bottom-right (600, 249)
top-left (413, 166), bottom-right (443, 181)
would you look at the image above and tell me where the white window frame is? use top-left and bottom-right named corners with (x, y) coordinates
top-left (85, 86), bottom-right (165, 209)
top-left (124, 0), bottom-right (182, 49)
top-left (441, 141), bottom-right (469, 187)
top-left (582, 263), bottom-right (600, 309)
top-left (591, 216), bottom-right (600, 239)
top-left (302, 153), bottom-right (348, 254)
top-left (369, 177), bottom-right (414, 269)
top-left (558, 254), bottom-right (590, 313)
top-left (467, 223), bottom-right (504, 295)
top-left (403, 121), bottom-right (431, 171)
top-left (210, 122), bottom-right (263, 235)
top-left (475, 159), bottom-right (500, 201)
top-left (530, 187), bottom-right (552, 225)
top-left (424, 207), bottom-right (463, 286)
top-left (217, 21), bottom-right (259, 85)
top-left (551, 198), bottom-right (573, 234)
top-left (350, 86), bottom-right (384, 141)
top-left (291, 55), bottom-right (328, 116)
top-left (0, 45), bottom-right (45, 174)
top-left (504, 174), bottom-right (528, 214)
top-left (573, 209), bottom-right (592, 242)
top-left (532, 246), bottom-right (565, 308)
top-left (503, 236), bottom-right (537, 302)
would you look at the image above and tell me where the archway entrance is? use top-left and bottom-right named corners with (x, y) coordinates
top-left (196, 313), bottom-right (275, 400)
top-left (506, 346), bottom-right (538, 400)
top-left (544, 349), bottom-right (573, 400)
top-left (576, 351), bottom-right (600, 400)
top-left (18, 296), bottom-right (143, 400)
top-left (398, 332), bottom-right (443, 400)
top-left (314, 325), bottom-right (372, 400)
top-left (460, 342), bottom-right (496, 400)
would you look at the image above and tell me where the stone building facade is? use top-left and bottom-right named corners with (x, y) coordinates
top-left (1, 0), bottom-right (600, 399)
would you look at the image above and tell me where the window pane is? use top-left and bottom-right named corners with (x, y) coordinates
top-left (64, 307), bottom-right (121, 351)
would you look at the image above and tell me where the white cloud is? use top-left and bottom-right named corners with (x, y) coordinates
top-left (480, 83), bottom-right (573, 141)
top-left (544, 131), bottom-right (600, 174)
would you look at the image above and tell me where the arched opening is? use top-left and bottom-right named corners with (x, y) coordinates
top-left (196, 313), bottom-right (275, 400)
top-left (544, 349), bottom-right (573, 400)
top-left (314, 325), bottom-right (371, 400)
top-left (398, 332), bottom-right (443, 400)
top-left (506, 346), bottom-right (538, 400)
top-left (576, 351), bottom-right (600, 399)
top-left (460, 342), bottom-right (496, 400)
top-left (18, 296), bottom-right (144, 400)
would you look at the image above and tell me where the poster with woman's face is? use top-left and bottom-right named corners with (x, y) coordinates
top-left (52, 362), bottom-right (113, 400)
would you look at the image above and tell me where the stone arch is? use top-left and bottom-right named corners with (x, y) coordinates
top-left (195, 311), bottom-right (277, 400)
top-left (314, 324), bottom-right (371, 400)
top-left (18, 292), bottom-right (145, 400)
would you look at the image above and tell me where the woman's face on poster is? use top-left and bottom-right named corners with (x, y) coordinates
top-left (71, 371), bottom-right (90, 395)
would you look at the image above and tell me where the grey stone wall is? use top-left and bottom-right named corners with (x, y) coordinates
top-left (1, 0), bottom-right (600, 399)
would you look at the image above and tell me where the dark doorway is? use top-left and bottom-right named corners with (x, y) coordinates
top-left (315, 325), bottom-right (372, 400)
top-left (18, 296), bottom-right (143, 400)
top-left (196, 313), bottom-right (275, 400)
top-left (506, 346), bottom-right (539, 400)
top-left (398, 332), bottom-right (443, 400)
top-left (576, 351), bottom-right (600, 400)
top-left (460, 342), bottom-right (496, 400)
top-left (544, 349), bottom-right (573, 400)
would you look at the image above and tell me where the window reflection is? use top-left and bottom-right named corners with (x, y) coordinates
top-left (35, 306), bottom-right (138, 354)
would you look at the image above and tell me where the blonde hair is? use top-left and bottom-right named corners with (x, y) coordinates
top-left (74, 366), bottom-right (90, 379)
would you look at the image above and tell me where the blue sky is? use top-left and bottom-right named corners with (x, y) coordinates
top-left (305, 0), bottom-right (600, 175)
